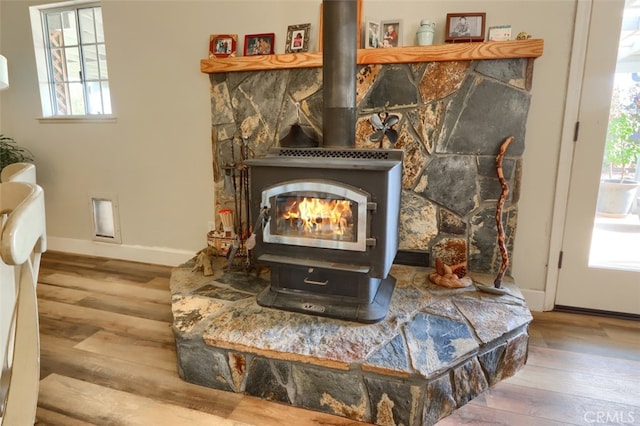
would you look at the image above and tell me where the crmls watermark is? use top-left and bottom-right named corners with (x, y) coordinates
top-left (583, 410), bottom-right (636, 424)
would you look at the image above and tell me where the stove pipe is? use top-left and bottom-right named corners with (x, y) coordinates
top-left (322, 0), bottom-right (357, 148)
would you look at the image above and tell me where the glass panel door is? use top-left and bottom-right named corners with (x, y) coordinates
top-left (555, 0), bottom-right (640, 315)
top-left (589, 7), bottom-right (640, 272)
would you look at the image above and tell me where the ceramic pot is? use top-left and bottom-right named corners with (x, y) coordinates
top-left (596, 179), bottom-right (640, 217)
top-left (416, 20), bottom-right (435, 46)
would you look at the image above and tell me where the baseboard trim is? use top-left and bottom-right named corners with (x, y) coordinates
top-left (520, 288), bottom-right (545, 312)
top-left (554, 305), bottom-right (640, 321)
top-left (46, 237), bottom-right (195, 266)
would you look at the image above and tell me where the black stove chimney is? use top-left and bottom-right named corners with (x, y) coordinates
top-left (322, 0), bottom-right (357, 148)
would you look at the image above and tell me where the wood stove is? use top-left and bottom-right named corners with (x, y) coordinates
top-left (246, 148), bottom-right (402, 322)
top-left (245, 0), bottom-right (403, 323)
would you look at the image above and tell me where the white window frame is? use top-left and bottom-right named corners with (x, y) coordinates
top-left (29, 0), bottom-right (115, 121)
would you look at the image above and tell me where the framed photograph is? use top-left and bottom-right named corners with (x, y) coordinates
top-left (364, 20), bottom-right (381, 48)
top-left (244, 33), bottom-right (275, 56)
top-left (380, 20), bottom-right (402, 48)
top-left (445, 13), bottom-right (486, 43)
top-left (209, 34), bottom-right (237, 58)
top-left (487, 25), bottom-right (512, 41)
top-left (285, 23), bottom-right (310, 53)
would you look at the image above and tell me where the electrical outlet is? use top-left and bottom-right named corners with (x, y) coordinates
top-left (207, 221), bottom-right (216, 232)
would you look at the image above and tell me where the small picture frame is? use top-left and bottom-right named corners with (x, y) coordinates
top-left (209, 34), bottom-right (237, 58)
top-left (380, 20), bottom-right (402, 48)
top-left (445, 13), bottom-right (486, 43)
top-left (487, 25), bottom-right (512, 41)
top-left (244, 33), bottom-right (275, 56)
top-left (285, 23), bottom-right (311, 53)
top-left (364, 20), bottom-right (381, 48)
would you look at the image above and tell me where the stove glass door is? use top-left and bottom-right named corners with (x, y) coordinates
top-left (276, 194), bottom-right (353, 240)
top-left (262, 180), bottom-right (368, 251)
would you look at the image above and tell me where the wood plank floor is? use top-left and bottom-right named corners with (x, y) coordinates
top-left (34, 251), bottom-right (640, 425)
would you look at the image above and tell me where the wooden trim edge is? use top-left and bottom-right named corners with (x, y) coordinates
top-left (200, 38), bottom-right (544, 74)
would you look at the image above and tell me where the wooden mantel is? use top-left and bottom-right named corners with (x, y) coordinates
top-left (200, 38), bottom-right (543, 74)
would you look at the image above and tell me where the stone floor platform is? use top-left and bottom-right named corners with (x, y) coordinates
top-left (170, 258), bottom-right (532, 426)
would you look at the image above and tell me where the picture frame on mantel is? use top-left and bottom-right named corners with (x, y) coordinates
top-left (209, 34), bottom-right (237, 58)
top-left (487, 25), bottom-right (512, 41)
top-left (364, 19), bottom-right (381, 48)
top-left (445, 13), bottom-right (486, 43)
top-left (285, 23), bottom-right (311, 53)
top-left (380, 20), bottom-right (402, 47)
top-left (244, 33), bottom-right (275, 56)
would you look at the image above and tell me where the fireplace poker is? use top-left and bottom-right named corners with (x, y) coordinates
top-left (239, 136), bottom-right (255, 269)
top-left (230, 139), bottom-right (241, 238)
top-left (241, 136), bottom-right (252, 236)
top-left (224, 135), bottom-right (255, 270)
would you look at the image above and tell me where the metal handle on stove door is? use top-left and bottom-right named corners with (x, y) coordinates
top-left (254, 206), bottom-right (270, 234)
top-left (303, 277), bottom-right (328, 286)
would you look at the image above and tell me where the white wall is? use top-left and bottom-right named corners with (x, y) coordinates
top-left (0, 0), bottom-right (3, 129)
top-left (0, 0), bottom-right (576, 304)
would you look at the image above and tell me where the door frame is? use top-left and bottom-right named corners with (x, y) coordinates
top-left (543, 0), bottom-right (592, 310)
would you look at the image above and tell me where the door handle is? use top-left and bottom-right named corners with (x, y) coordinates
top-left (303, 277), bottom-right (328, 286)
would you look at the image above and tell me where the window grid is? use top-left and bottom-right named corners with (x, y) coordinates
top-left (43, 5), bottom-right (111, 116)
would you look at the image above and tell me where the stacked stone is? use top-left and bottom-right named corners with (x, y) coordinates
top-left (210, 59), bottom-right (532, 275)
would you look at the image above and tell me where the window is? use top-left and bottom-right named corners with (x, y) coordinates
top-left (30, 1), bottom-right (111, 117)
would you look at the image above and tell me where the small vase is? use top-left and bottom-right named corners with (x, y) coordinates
top-left (416, 20), bottom-right (435, 46)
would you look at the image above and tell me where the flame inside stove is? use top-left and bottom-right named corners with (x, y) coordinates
top-left (280, 197), bottom-right (353, 237)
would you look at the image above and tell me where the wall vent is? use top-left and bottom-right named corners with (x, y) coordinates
top-left (90, 193), bottom-right (121, 244)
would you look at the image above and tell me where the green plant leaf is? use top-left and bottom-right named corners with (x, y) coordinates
top-left (0, 134), bottom-right (35, 170)
top-left (604, 113), bottom-right (640, 181)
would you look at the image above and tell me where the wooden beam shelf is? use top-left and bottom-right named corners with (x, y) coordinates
top-left (200, 38), bottom-right (543, 74)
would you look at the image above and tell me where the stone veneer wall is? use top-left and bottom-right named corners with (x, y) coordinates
top-left (209, 58), bottom-right (533, 274)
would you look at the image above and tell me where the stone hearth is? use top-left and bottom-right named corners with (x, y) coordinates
top-left (171, 258), bottom-right (532, 425)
